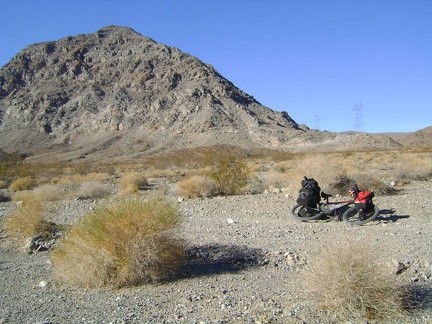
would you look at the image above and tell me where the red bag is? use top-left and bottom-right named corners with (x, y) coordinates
top-left (354, 191), bottom-right (374, 209)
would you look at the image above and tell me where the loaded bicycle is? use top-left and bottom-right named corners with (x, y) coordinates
top-left (290, 177), bottom-right (379, 225)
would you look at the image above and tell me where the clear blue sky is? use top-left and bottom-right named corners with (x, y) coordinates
top-left (1, 0), bottom-right (431, 133)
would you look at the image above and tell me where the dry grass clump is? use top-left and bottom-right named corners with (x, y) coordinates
top-left (51, 172), bottom-right (110, 189)
top-left (174, 175), bottom-right (218, 198)
top-left (76, 181), bottom-right (112, 200)
top-left (3, 198), bottom-right (45, 239)
top-left (12, 184), bottom-right (63, 204)
top-left (4, 184), bottom-right (62, 241)
top-left (118, 172), bottom-right (149, 195)
top-left (303, 238), bottom-right (408, 321)
top-left (326, 173), bottom-right (392, 196)
top-left (9, 176), bottom-right (37, 192)
top-left (51, 197), bottom-right (185, 288)
top-left (353, 173), bottom-right (393, 194)
top-left (262, 169), bottom-right (291, 191)
top-left (390, 151), bottom-right (432, 182)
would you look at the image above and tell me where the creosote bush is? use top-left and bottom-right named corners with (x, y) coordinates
top-left (51, 197), bottom-right (185, 288)
top-left (303, 238), bottom-right (408, 321)
top-left (209, 158), bottom-right (250, 195)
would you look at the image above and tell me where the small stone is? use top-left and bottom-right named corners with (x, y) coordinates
top-left (38, 281), bottom-right (48, 288)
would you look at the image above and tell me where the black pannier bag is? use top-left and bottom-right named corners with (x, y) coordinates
top-left (296, 176), bottom-right (321, 207)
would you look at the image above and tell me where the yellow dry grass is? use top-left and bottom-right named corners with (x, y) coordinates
top-left (303, 237), bottom-right (408, 321)
top-left (175, 175), bottom-right (218, 198)
top-left (118, 172), bottom-right (149, 195)
top-left (51, 197), bottom-right (185, 288)
top-left (4, 198), bottom-right (45, 239)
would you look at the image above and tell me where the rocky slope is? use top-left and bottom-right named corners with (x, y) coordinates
top-left (397, 126), bottom-right (432, 148)
top-left (0, 26), bottom-right (300, 156)
top-left (0, 180), bottom-right (431, 323)
top-left (0, 26), bottom-right (405, 162)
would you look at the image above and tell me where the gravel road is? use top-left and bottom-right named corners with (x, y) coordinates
top-left (1, 180), bottom-right (431, 323)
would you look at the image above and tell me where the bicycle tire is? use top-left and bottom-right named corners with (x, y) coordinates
top-left (342, 205), bottom-right (379, 225)
top-left (290, 204), bottom-right (324, 221)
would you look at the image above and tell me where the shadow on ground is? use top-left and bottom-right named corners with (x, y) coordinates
top-left (377, 209), bottom-right (410, 223)
top-left (407, 283), bottom-right (432, 315)
top-left (180, 243), bottom-right (267, 278)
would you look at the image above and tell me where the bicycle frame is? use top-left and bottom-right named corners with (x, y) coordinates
top-left (319, 195), bottom-right (354, 214)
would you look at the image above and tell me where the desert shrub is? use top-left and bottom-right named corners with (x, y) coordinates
top-left (208, 158), bottom-right (250, 195)
top-left (303, 238), bottom-right (407, 321)
top-left (353, 173), bottom-right (394, 195)
top-left (4, 198), bottom-right (45, 239)
top-left (175, 175), bottom-right (218, 198)
top-left (244, 174), bottom-right (267, 194)
top-left (13, 184), bottom-right (63, 204)
top-left (326, 173), bottom-right (356, 195)
top-left (51, 197), bottom-right (185, 288)
top-left (271, 161), bottom-right (292, 173)
top-left (84, 172), bottom-right (111, 182)
top-left (9, 177), bottom-right (37, 192)
top-left (262, 170), bottom-right (291, 190)
top-left (118, 172), bottom-right (148, 195)
top-left (51, 172), bottom-right (110, 188)
top-left (76, 181), bottom-right (112, 200)
top-left (390, 153), bottom-right (432, 182)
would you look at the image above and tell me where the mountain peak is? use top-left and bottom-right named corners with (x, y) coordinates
top-left (0, 26), bottom-right (307, 159)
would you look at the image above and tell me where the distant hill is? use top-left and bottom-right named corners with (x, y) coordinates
top-left (396, 126), bottom-right (432, 147)
top-left (0, 26), bottom-right (409, 161)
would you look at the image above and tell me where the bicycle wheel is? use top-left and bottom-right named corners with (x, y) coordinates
top-left (343, 205), bottom-right (379, 225)
top-left (290, 204), bottom-right (324, 221)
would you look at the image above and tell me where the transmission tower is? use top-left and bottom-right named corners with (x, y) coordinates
top-left (314, 115), bottom-right (321, 130)
top-left (353, 103), bottom-right (364, 132)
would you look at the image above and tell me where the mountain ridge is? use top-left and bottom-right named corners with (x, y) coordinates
top-left (0, 26), bottom-right (426, 162)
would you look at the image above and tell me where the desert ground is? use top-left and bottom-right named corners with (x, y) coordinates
top-left (1, 172), bottom-right (431, 323)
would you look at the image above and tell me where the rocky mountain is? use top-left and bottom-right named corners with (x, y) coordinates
top-left (0, 26), bottom-right (403, 161)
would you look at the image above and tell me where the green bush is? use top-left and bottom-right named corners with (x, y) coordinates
top-left (209, 158), bottom-right (250, 195)
top-left (52, 197), bottom-right (185, 288)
